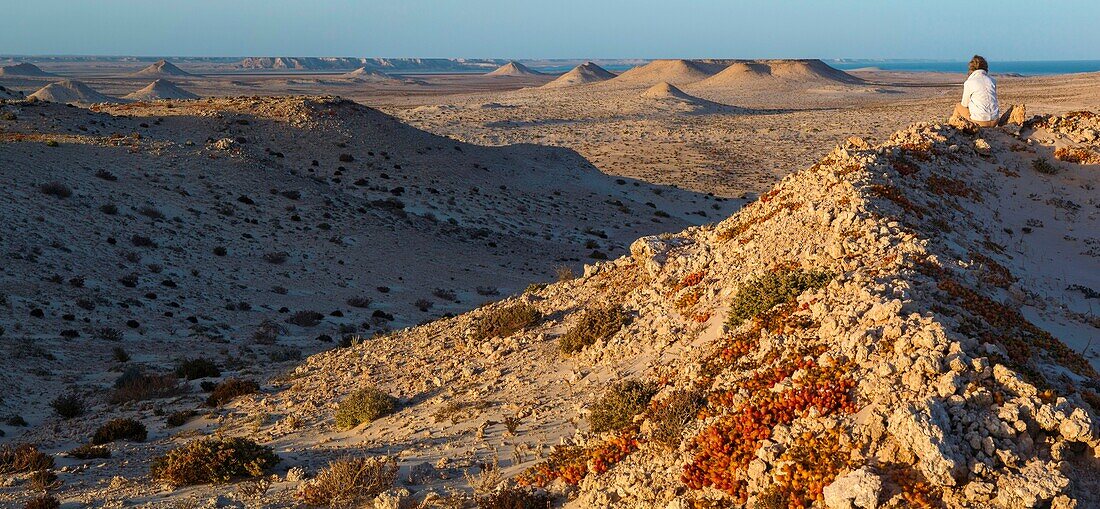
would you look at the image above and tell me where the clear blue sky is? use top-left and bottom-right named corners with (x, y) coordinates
top-left (2, 0), bottom-right (1096, 60)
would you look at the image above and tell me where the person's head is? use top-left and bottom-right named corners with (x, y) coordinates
top-left (968, 55), bottom-right (989, 74)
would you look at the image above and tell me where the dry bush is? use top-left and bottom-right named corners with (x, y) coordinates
top-left (110, 368), bottom-right (183, 403)
top-left (556, 266), bottom-right (575, 281)
top-left (206, 378), bottom-right (259, 407)
top-left (68, 443), bottom-right (111, 459)
top-left (92, 418), bottom-right (147, 444)
top-left (176, 357), bottom-right (220, 380)
top-left (0, 444), bottom-right (54, 474)
top-left (166, 410), bottom-right (199, 427)
top-left (39, 181), bottom-right (71, 198)
top-left (589, 380), bottom-right (658, 434)
top-left (23, 495), bottom-right (60, 509)
top-left (49, 393), bottom-right (84, 419)
top-left (251, 320), bottom-right (286, 344)
top-left (335, 387), bottom-right (397, 429)
top-left (476, 485), bottom-right (551, 509)
top-left (297, 456), bottom-right (398, 506)
top-left (28, 469), bottom-right (61, 491)
top-left (472, 303), bottom-right (541, 341)
top-left (150, 437), bottom-right (279, 488)
top-left (559, 306), bottom-right (629, 354)
top-left (286, 310), bottom-right (324, 327)
top-left (648, 389), bottom-right (705, 449)
top-left (347, 296), bottom-right (373, 308)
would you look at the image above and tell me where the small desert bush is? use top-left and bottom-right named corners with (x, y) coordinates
top-left (23, 495), bottom-right (60, 509)
top-left (726, 269), bottom-right (832, 329)
top-left (559, 306), bottom-right (629, 354)
top-left (50, 393), bottom-right (84, 419)
top-left (251, 320), bottom-right (286, 344)
top-left (286, 310), bottom-right (324, 327)
top-left (206, 378), bottom-right (259, 407)
top-left (39, 181), bottom-right (71, 198)
top-left (27, 469), bottom-right (61, 491)
top-left (1031, 157), bottom-right (1060, 175)
top-left (297, 456), bottom-right (398, 506)
top-left (150, 437), bottom-right (279, 488)
top-left (472, 303), bottom-right (541, 341)
top-left (477, 485), bottom-right (551, 509)
top-left (263, 251), bottom-right (289, 264)
top-left (110, 368), bottom-right (183, 403)
top-left (0, 444), bottom-right (54, 474)
top-left (165, 410), bottom-right (199, 427)
top-left (91, 418), bottom-right (147, 444)
top-left (346, 296), bottom-right (373, 308)
top-left (648, 389), bottom-right (705, 449)
top-left (176, 357), bottom-right (220, 379)
top-left (68, 443), bottom-right (111, 459)
top-left (588, 380), bottom-right (658, 434)
top-left (335, 387), bottom-right (397, 429)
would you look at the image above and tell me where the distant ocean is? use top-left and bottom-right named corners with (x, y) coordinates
top-left (829, 60), bottom-right (1100, 76)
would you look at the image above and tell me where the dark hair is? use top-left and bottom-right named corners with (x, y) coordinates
top-left (968, 55), bottom-right (988, 73)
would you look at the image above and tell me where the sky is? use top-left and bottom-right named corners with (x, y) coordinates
top-left (1, 0), bottom-right (1097, 61)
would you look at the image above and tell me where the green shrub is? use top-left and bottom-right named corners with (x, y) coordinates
top-left (23, 495), bottom-right (60, 509)
top-left (176, 358), bottom-right (221, 379)
top-left (68, 443), bottom-right (111, 459)
top-left (335, 387), bottom-right (397, 429)
top-left (726, 269), bottom-right (832, 329)
top-left (50, 393), bottom-right (84, 419)
top-left (472, 303), bottom-right (541, 340)
top-left (0, 444), bottom-right (54, 474)
top-left (91, 418), bottom-right (147, 444)
top-left (206, 378), bottom-right (259, 407)
top-left (559, 306), bottom-right (629, 354)
top-left (588, 380), bottom-right (658, 434)
top-left (296, 456), bottom-right (398, 506)
top-left (150, 437), bottom-right (279, 487)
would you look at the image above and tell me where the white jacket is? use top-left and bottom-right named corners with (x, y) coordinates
top-left (961, 70), bottom-right (999, 122)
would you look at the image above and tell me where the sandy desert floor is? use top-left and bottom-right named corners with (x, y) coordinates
top-left (1, 59), bottom-right (1098, 508)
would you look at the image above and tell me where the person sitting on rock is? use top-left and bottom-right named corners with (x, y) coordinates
top-left (952, 55), bottom-right (1023, 127)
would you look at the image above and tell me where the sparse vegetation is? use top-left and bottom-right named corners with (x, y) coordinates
top-left (50, 393), bottom-right (85, 419)
top-left (166, 410), bottom-right (199, 427)
top-left (472, 303), bottom-right (542, 340)
top-left (476, 485), bottom-right (551, 509)
top-left (23, 495), bottom-right (60, 509)
top-left (206, 378), bottom-right (259, 407)
top-left (588, 380), bottom-right (657, 434)
top-left (110, 368), bottom-right (183, 403)
top-left (92, 418), bottom-right (147, 444)
top-left (263, 251), bottom-right (289, 264)
top-left (251, 320), bottom-right (285, 344)
top-left (296, 456), bottom-right (398, 507)
top-left (347, 296), bottom-right (373, 308)
top-left (648, 389), bottom-right (705, 448)
top-left (1031, 157), bottom-right (1060, 175)
top-left (335, 387), bottom-right (397, 429)
top-left (150, 437), bottom-right (279, 488)
top-left (726, 269), bottom-right (832, 329)
top-left (559, 306), bottom-right (629, 354)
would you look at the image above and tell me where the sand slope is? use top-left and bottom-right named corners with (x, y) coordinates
top-left (0, 62), bottom-right (55, 77)
top-left (132, 59), bottom-right (192, 77)
top-left (611, 59), bottom-right (730, 86)
top-left (487, 61), bottom-right (545, 76)
top-left (124, 79), bottom-right (199, 100)
top-left (694, 59), bottom-right (863, 89)
top-left (542, 62), bottom-right (616, 88)
top-left (339, 67), bottom-right (400, 82)
top-left (28, 80), bottom-right (118, 104)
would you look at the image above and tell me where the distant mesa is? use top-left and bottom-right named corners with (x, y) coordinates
top-left (611, 59), bottom-right (730, 86)
top-left (124, 79), bottom-right (199, 101)
top-left (29, 80), bottom-right (119, 104)
top-left (486, 61), bottom-right (545, 77)
top-left (132, 59), bottom-right (193, 77)
top-left (542, 62), bottom-right (616, 88)
top-left (694, 59), bottom-right (863, 89)
top-left (0, 62), bottom-right (55, 77)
